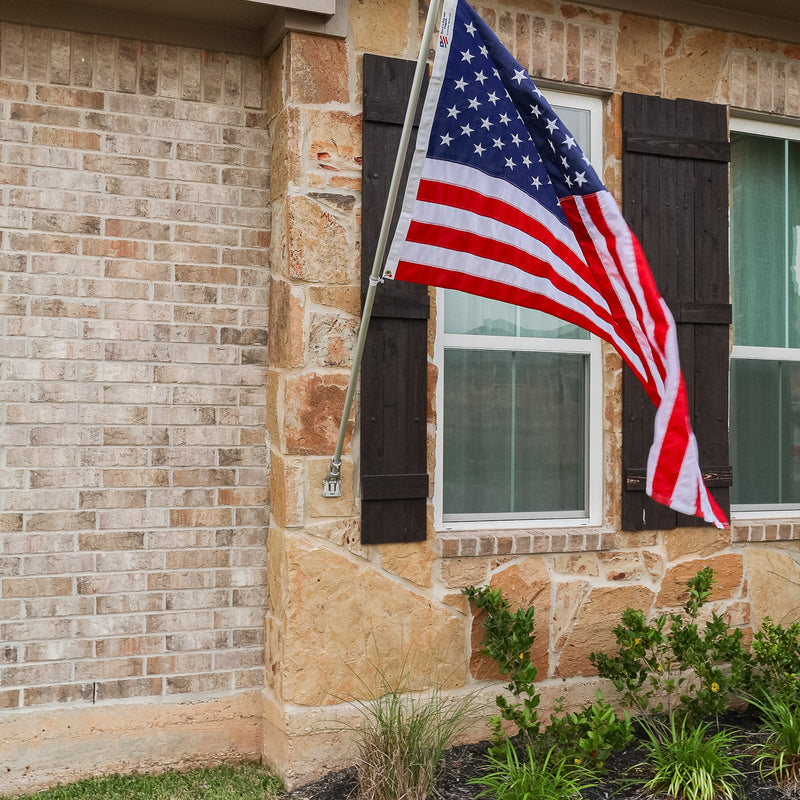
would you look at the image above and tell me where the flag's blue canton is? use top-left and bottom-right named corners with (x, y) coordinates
top-left (428, 1), bottom-right (604, 222)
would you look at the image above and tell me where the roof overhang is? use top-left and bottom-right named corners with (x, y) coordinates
top-left (1, 0), bottom-right (799, 56)
top-left (600, 0), bottom-right (800, 45)
top-left (0, 0), bottom-right (346, 55)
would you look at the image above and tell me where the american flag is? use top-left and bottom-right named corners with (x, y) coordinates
top-left (384, 0), bottom-right (728, 528)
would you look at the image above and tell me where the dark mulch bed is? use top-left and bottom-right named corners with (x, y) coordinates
top-left (281, 710), bottom-right (800, 800)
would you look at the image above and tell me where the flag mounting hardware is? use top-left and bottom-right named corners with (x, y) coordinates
top-left (321, 0), bottom-right (444, 499)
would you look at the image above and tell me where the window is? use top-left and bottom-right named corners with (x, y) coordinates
top-left (434, 92), bottom-right (603, 528)
top-left (730, 119), bottom-right (800, 512)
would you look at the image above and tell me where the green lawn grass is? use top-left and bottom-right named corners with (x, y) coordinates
top-left (1, 762), bottom-right (283, 800)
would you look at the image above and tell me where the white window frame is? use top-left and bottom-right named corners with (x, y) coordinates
top-left (730, 115), bottom-right (800, 518)
top-left (433, 90), bottom-right (605, 531)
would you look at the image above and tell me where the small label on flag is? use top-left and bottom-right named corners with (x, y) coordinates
top-left (439, 5), bottom-right (455, 49)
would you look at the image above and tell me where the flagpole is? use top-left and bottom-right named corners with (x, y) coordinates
top-left (322, 0), bottom-right (443, 498)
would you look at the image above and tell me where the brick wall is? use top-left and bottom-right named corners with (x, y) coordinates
top-left (0, 23), bottom-right (270, 709)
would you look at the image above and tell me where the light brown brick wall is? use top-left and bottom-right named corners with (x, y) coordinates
top-left (0, 22), bottom-right (270, 709)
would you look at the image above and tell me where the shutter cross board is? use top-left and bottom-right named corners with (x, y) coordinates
top-left (360, 54), bottom-right (430, 544)
top-left (621, 93), bottom-right (731, 531)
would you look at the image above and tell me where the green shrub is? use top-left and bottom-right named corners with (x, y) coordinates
top-left (750, 617), bottom-right (800, 700)
top-left (635, 714), bottom-right (743, 800)
top-left (589, 567), bottom-right (751, 720)
top-left (470, 742), bottom-right (598, 800)
top-left (546, 691), bottom-right (634, 771)
top-left (463, 585), bottom-right (540, 745)
top-left (464, 584), bottom-right (633, 771)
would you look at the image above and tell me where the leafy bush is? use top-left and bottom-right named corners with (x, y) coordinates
top-left (589, 567), bottom-right (751, 720)
top-left (464, 584), bottom-right (633, 770)
top-left (462, 585), bottom-right (541, 745)
top-left (635, 714), bottom-right (743, 800)
top-left (750, 617), bottom-right (800, 700)
top-left (547, 691), bottom-right (634, 771)
top-left (470, 742), bottom-right (598, 800)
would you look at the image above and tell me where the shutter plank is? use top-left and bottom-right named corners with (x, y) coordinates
top-left (360, 55), bottom-right (430, 544)
top-left (621, 92), bottom-right (730, 530)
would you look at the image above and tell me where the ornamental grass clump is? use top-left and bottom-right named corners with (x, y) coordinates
top-left (470, 743), bottom-right (598, 800)
top-left (748, 691), bottom-right (800, 786)
top-left (635, 714), bottom-right (743, 800)
top-left (352, 683), bottom-right (479, 800)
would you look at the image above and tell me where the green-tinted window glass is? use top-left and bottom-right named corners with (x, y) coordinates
top-left (443, 350), bottom-right (586, 516)
top-left (730, 129), bottom-right (800, 507)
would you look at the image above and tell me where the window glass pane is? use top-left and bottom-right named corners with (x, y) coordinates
top-left (730, 133), bottom-right (786, 347)
top-left (784, 361), bottom-right (800, 503)
top-left (730, 359), bottom-right (780, 504)
top-left (442, 349), bottom-right (585, 516)
top-left (553, 106), bottom-right (590, 156)
top-left (444, 291), bottom-right (588, 339)
top-left (443, 291), bottom-right (516, 336)
top-left (443, 349), bottom-right (513, 514)
top-left (512, 352), bottom-right (586, 513)
top-left (517, 308), bottom-right (589, 339)
top-left (731, 359), bottom-right (800, 505)
top-left (789, 140), bottom-right (800, 349)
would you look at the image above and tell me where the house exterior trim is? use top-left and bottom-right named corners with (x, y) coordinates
top-left (0, 0), bottom-right (346, 55)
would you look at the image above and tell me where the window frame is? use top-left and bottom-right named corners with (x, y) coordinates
top-left (432, 89), bottom-right (605, 531)
top-left (729, 115), bottom-right (800, 518)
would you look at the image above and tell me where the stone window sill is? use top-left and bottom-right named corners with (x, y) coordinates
top-left (731, 519), bottom-right (800, 543)
top-left (437, 528), bottom-right (615, 557)
top-left (437, 519), bottom-right (800, 558)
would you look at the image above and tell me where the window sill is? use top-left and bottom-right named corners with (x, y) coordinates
top-left (437, 518), bottom-right (800, 558)
top-left (731, 519), bottom-right (800, 542)
top-left (437, 527), bottom-right (615, 557)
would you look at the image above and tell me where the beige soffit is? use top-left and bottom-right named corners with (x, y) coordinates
top-left (0, 0), bottom-right (798, 62)
top-left (0, 0), bottom-right (346, 55)
top-left (596, 0), bottom-right (800, 45)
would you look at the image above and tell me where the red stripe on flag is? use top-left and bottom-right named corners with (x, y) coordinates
top-left (404, 220), bottom-right (616, 325)
top-left (395, 259), bottom-right (615, 340)
top-left (416, 179), bottom-right (596, 286)
top-left (559, 195), bottom-right (662, 400)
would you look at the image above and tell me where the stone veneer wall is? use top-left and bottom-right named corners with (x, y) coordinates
top-left (0, 21), bottom-right (269, 792)
top-left (262, 0), bottom-right (800, 788)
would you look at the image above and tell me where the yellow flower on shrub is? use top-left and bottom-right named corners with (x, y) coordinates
top-left (711, 682), bottom-right (720, 693)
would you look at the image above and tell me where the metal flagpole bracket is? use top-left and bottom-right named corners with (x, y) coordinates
top-left (321, 0), bottom-right (443, 500)
top-left (322, 460), bottom-right (341, 497)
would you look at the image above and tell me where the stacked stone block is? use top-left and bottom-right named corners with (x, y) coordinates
top-left (0, 23), bottom-right (270, 709)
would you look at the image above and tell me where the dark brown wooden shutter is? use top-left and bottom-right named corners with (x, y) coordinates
top-left (360, 54), bottom-right (429, 544)
top-left (621, 93), bottom-right (732, 530)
